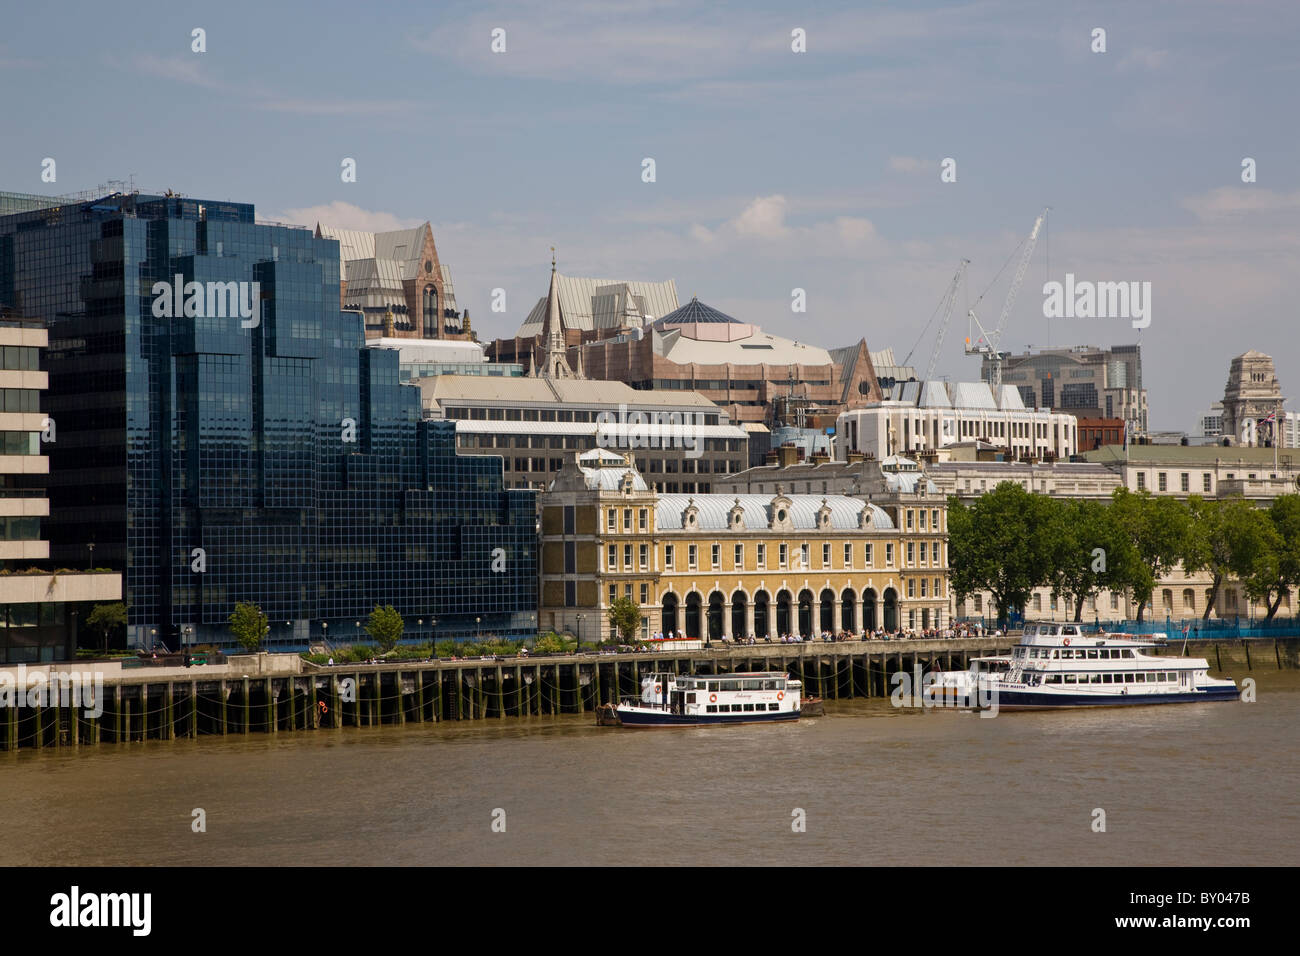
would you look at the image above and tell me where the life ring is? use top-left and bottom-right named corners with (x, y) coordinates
top-left (1062, 637), bottom-right (1071, 646)
top-left (654, 683), bottom-right (661, 693)
top-left (709, 693), bottom-right (717, 703)
top-left (777, 691), bottom-right (785, 701)
top-left (318, 701), bottom-right (328, 713)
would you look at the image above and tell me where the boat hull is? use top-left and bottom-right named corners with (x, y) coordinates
top-left (985, 686), bottom-right (1239, 710)
top-left (614, 707), bottom-right (799, 727)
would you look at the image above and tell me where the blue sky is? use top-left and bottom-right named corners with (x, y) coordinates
top-left (3, 0), bottom-right (1298, 431)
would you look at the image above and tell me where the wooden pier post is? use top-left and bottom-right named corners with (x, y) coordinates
top-left (416, 670), bottom-right (425, 723)
top-left (454, 669), bottom-right (463, 721)
top-left (268, 678), bottom-right (277, 733)
top-left (122, 695), bottom-right (130, 745)
top-left (114, 686), bottom-right (122, 744)
top-left (166, 682), bottom-right (174, 740)
top-left (190, 682), bottom-right (197, 738)
top-left (242, 677), bottom-right (250, 735)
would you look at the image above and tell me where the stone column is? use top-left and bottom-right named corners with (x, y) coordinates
top-left (850, 597), bottom-right (861, 636)
top-left (832, 598), bottom-right (841, 635)
top-left (745, 600), bottom-right (756, 639)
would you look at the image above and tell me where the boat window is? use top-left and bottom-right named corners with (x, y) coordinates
top-left (743, 703), bottom-right (755, 712)
top-left (1091, 674), bottom-right (1102, 683)
top-left (1123, 650), bottom-right (1135, 658)
top-left (762, 679), bottom-right (778, 690)
top-left (1046, 675), bottom-right (1061, 684)
top-left (1099, 649), bottom-right (1109, 659)
top-left (769, 703), bottom-right (779, 711)
top-left (721, 681), bottom-right (740, 692)
top-left (743, 680), bottom-right (762, 691)
top-left (708, 682), bottom-right (719, 692)
top-left (1135, 673), bottom-right (1146, 683)
top-left (1124, 674), bottom-right (1134, 683)
top-left (1102, 674), bottom-right (1112, 683)
top-left (1052, 650), bottom-right (1059, 659)
top-left (1086, 649), bottom-right (1098, 659)
top-left (707, 705), bottom-right (717, 713)
top-left (1064, 674), bottom-right (1077, 683)
top-left (687, 694), bottom-right (696, 704)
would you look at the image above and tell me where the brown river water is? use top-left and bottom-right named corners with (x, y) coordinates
top-left (3, 668), bottom-right (1296, 866)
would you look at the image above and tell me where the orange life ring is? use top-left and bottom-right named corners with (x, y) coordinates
top-left (318, 701), bottom-right (328, 713)
top-left (777, 691), bottom-right (785, 701)
top-left (1062, 637), bottom-right (1071, 646)
top-left (709, 693), bottom-right (717, 703)
top-left (654, 683), bottom-right (661, 693)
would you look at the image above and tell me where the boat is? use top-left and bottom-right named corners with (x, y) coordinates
top-left (605, 671), bottom-right (801, 727)
top-left (937, 621), bottom-right (1237, 710)
top-left (930, 654), bottom-right (1011, 703)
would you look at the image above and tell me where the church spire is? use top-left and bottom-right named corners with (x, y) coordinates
top-left (537, 248), bottom-right (577, 379)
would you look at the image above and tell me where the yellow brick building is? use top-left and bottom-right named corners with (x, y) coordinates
top-left (540, 449), bottom-right (949, 641)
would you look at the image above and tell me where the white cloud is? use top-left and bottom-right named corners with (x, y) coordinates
top-left (888, 156), bottom-right (933, 174)
top-left (132, 54), bottom-right (223, 90)
top-left (275, 201), bottom-right (423, 233)
top-left (1182, 186), bottom-right (1300, 221)
top-left (730, 195), bottom-right (790, 239)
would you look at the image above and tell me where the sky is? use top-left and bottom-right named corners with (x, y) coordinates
top-left (2, 0), bottom-right (1297, 433)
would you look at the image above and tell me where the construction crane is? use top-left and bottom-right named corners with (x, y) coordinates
top-left (965, 207), bottom-right (1049, 390)
top-left (902, 259), bottom-right (970, 382)
top-left (924, 259), bottom-right (969, 382)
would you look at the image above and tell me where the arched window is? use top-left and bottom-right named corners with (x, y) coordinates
top-left (422, 285), bottom-right (438, 336)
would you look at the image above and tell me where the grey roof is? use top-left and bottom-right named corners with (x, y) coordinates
top-left (518, 272), bottom-right (679, 335)
top-left (655, 494), bottom-right (894, 531)
top-left (651, 297), bottom-right (740, 327)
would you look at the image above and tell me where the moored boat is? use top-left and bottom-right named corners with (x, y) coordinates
top-left (608, 671), bottom-right (801, 727)
top-left (935, 621), bottom-right (1237, 710)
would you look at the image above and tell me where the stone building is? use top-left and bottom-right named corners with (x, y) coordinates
top-left (539, 449), bottom-right (950, 641)
top-left (1220, 350), bottom-right (1285, 447)
top-left (315, 221), bottom-right (470, 341)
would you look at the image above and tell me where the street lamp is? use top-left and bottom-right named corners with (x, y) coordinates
top-left (577, 614), bottom-right (585, 647)
top-left (475, 616), bottom-right (481, 640)
top-left (87, 542), bottom-right (95, 570)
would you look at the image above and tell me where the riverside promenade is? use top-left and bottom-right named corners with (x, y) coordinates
top-left (2, 635), bottom-right (1295, 752)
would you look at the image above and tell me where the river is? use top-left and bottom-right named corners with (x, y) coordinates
top-left (3, 668), bottom-right (1296, 866)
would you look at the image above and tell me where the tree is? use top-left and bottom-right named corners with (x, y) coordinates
top-left (1256, 495), bottom-right (1300, 620)
top-left (1046, 499), bottom-right (1142, 622)
top-left (365, 604), bottom-right (405, 654)
top-left (1108, 489), bottom-right (1191, 621)
top-left (228, 602), bottom-right (269, 652)
top-left (607, 596), bottom-right (643, 643)
top-left (948, 483), bottom-right (1057, 627)
top-left (1182, 496), bottom-right (1277, 620)
top-left (86, 601), bottom-right (127, 652)
top-left (534, 631), bottom-right (573, 655)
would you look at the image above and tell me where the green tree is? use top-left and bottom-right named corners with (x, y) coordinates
top-left (365, 604), bottom-right (405, 654)
top-left (534, 631), bottom-right (573, 655)
top-left (1046, 499), bottom-right (1142, 622)
top-left (1108, 489), bottom-right (1191, 621)
top-left (1182, 496), bottom-right (1278, 621)
top-left (607, 596), bottom-right (643, 643)
top-left (948, 483), bottom-right (1057, 627)
top-left (1254, 495), bottom-right (1300, 620)
top-left (228, 601), bottom-right (269, 652)
top-left (85, 601), bottom-right (127, 652)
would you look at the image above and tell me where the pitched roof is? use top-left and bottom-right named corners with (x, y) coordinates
top-left (518, 272), bottom-right (679, 335)
top-left (655, 493), bottom-right (894, 531)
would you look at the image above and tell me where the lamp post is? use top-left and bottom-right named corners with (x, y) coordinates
top-left (577, 614), bottom-right (585, 647)
top-left (87, 542), bottom-right (95, 570)
top-left (475, 616), bottom-right (481, 640)
top-left (321, 621), bottom-right (328, 646)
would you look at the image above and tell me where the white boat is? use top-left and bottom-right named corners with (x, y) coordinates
top-left (931, 654), bottom-right (1011, 703)
top-left (606, 671), bottom-right (801, 727)
top-left (934, 622), bottom-right (1237, 710)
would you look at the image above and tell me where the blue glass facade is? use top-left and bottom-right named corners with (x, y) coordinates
top-left (0, 193), bottom-right (537, 646)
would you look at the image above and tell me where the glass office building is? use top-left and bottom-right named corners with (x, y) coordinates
top-left (0, 192), bottom-right (537, 647)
